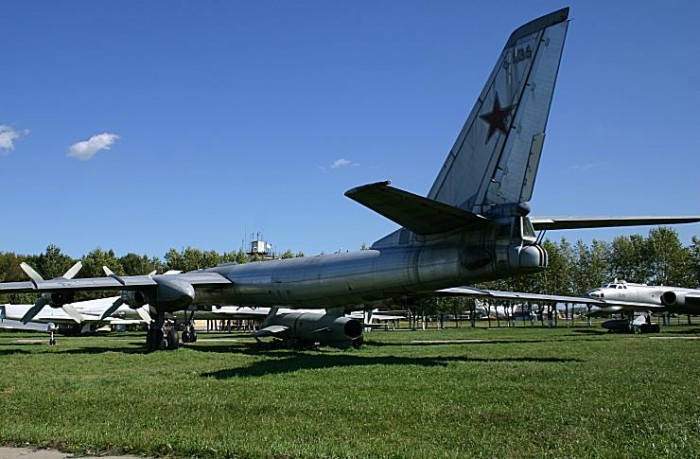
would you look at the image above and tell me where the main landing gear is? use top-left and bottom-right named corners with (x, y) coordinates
top-left (145, 310), bottom-right (197, 351)
top-left (146, 312), bottom-right (179, 351)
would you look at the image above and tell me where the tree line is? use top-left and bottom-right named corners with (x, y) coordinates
top-left (1, 227), bottom-right (699, 306)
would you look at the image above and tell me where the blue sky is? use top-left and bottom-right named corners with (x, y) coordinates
top-left (2, 1), bottom-right (699, 258)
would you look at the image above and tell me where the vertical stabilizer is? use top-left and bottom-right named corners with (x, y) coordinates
top-left (427, 8), bottom-right (569, 216)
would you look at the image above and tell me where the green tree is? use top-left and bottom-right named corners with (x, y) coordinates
top-left (120, 253), bottom-right (162, 275)
top-left (646, 227), bottom-right (694, 287)
top-left (609, 235), bottom-right (652, 283)
top-left (689, 236), bottom-right (700, 287)
top-left (572, 239), bottom-right (610, 294)
top-left (35, 244), bottom-right (75, 279)
top-left (81, 248), bottom-right (123, 278)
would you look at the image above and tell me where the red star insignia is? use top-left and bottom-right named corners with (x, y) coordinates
top-left (479, 93), bottom-right (515, 142)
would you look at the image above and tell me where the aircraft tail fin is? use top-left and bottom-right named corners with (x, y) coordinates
top-left (427, 8), bottom-right (569, 216)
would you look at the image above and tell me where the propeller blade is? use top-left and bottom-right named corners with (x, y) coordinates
top-left (61, 304), bottom-right (84, 323)
top-left (99, 297), bottom-right (125, 320)
top-left (21, 297), bottom-right (50, 324)
top-left (62, 261), bottom-right (82, 279)
top-left (20, 262), bottom-right (45, 285)
top-left (136, 305), bottom-right (152, 322)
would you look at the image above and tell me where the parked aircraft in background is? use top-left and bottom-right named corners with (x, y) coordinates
top-left (441, 280), bottom-right (700, 333)
top-left (0, 297), bottom-right (147, 345)
top-left (587, 280), bottom-right (700, 315)
top-left (1, 7), bottom-right (699, 350)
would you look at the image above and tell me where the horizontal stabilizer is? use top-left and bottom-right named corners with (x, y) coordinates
top-left (531, 216), bottom-right (700, 231)
top-left (345, 181), bottom-right (489, 235)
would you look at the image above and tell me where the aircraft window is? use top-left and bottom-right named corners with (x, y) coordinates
top-left (522, 217), bottom-right (536, 241)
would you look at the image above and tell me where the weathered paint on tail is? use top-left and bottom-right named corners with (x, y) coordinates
top-left (427, 8), bottom-right (569, 217)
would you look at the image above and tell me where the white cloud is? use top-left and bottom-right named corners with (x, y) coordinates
top-left (67, 132), bottom-right (120, 160)
top-left (331, 158), bottom-right (352, 169)
top-left (330, 158), bottom-right (360, 169)
top-left (0, 125), bottom-right (28, 156)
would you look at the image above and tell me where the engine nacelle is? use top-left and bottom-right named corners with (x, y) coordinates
top-left (265, 312), bottom-right (363, 348)
top-left (121, 278), bottom-right (195, 312)
top-left (153, 278), bottom-right (195, 311)
top-left (43, 291), bottom-right (75, 307)
top-left (661, 291), bottom-right (685, 307)
top-left (121, 290), bottom-right (149, 308)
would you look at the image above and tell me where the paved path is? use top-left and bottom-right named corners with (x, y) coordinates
top-left (0, 446), bottom-right (145, 458)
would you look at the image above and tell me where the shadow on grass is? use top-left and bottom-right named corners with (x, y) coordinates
top-left (201, 353), bottom-right (584, 379)
top-left (54, 346), bottom-right (151, 354)
top-left (0, 348), bottom-right (37, 355)
top-left (568, 329), bottom-right (609, 335)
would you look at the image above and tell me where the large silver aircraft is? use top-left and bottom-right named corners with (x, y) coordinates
top-left (2, 7), bottom-right (699, 350)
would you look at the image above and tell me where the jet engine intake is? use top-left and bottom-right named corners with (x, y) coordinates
top-left (661, 291), bottom-right (682, 307)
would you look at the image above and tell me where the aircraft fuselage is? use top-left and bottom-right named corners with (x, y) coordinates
top-left (193, 226), bottom-right (547, 309)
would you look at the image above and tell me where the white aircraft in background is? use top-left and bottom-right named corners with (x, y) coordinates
top-left (587, 280), bottom-right (700, 314)
top-left (0, 297), bottom-right (149, 345)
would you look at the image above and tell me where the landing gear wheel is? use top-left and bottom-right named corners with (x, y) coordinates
top-left (167, 326), bottom-right (179, 350)
top-left (147, 327), bottom-right (165, 351)
top-left (182, 326), bottom-right (197, 344)
top-left (182, 310), bottom-right (197, 344)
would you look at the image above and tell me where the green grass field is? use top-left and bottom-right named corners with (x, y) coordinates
top-left (1, 324), bottom-right (699, 459)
